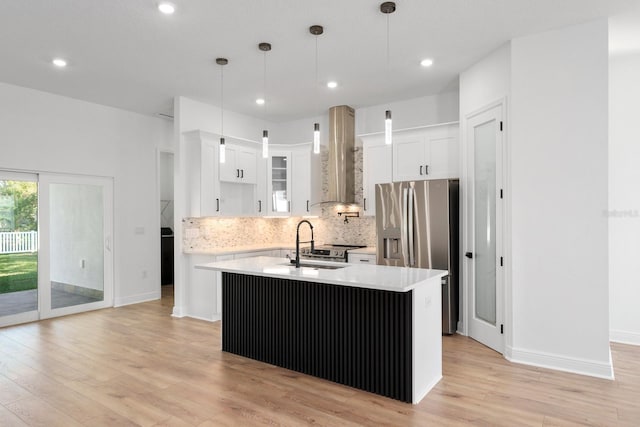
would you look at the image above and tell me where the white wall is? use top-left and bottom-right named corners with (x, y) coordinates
top-left (0, 82), bottom-right (173, 306)
top-left (609, 53), bottom-right (640, 345)
top-left (355, 92), bottom-right (460, 136)
top-left (510, 20), bottom-right (611, 377)
top-left (459, 43), bottom-right (511, 338)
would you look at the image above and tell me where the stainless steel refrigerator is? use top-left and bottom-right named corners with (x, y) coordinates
top-left (376, 179), bottom-right (459, 334)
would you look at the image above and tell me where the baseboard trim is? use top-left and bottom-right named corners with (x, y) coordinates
top-left (506, 346), bottom-right (614, 380)
top-left (413, 375), bottom-right (442, 405)
top-left (172, 306), bottom-right (185, 317)
top-left (610, 329), bottom-right (640, 346)
top-left (185, 313), bottom-right (221, 322)
top-left (114, 291), bottom-right (160, 307)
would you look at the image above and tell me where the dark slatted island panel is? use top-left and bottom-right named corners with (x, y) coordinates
top-left (222, 272), bottom-right (413, 402)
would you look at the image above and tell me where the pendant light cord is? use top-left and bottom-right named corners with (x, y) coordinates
top-left (263, 50), bottom-right (267, 119)
top-left (220, 64), bottom-right (224, 137)
top-left (386, 13), bottom-right (390, 110)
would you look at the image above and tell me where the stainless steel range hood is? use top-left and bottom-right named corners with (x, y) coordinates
top-left (326, 105), bottom-right (356, 204)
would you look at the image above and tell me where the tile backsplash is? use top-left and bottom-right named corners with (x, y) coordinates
top-left (183, 146), bottom-right (377, 252)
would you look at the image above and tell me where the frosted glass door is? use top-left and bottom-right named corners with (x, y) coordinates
top-left (473, 121), bottom-right (496, 325)
top-left (466, 103), bottom-right (504, 354)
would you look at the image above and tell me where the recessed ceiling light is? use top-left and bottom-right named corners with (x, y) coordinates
top-left (327, 81), bottom-right (338, 89)
top-left (256, 98), bottom-right (265, 105)
top-left (158, 2), bottom-right (175, 14)
top-left (52, 58), bottom-right (67, 67)
top-left (420, 58), bottom-right (434, 67)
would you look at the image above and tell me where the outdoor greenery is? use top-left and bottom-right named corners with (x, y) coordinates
top-left (0, 253), bottom-right (37, 294)
top-left (0, 180), bottom-right (37, 232)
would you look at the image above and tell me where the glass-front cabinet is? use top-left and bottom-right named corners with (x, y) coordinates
top-left (268, 151), bottom-right (291, 214)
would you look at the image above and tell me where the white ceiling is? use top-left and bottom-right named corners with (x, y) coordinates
top-left (1, 0), bottom-right (639, 122)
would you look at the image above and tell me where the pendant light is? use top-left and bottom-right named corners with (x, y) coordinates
top-left (310, 25), bottom-right (324, 155)
top-left (216, 57), bottom-right (228, 164)
top-left (381, 2), bottom-right (396, 145)
top-left (259, 42), bottom-right (271, 158)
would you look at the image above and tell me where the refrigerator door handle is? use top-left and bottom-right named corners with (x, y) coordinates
top-left (401, 187), bottom-right (409, 265)
top-left (408, 187), bottom-right (415, 266)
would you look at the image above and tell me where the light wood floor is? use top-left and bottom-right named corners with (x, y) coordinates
top-left (1, 288), bottom-right (639, 426)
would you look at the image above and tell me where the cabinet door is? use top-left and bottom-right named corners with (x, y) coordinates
top-left (237, 149), bottom-right (257, 184)
top-left (291, 149), bottom-right (311, 215)
top-left (363, 140), bottom-right (392, 216)
top-left (348, 253), bottom-right (377, 264)
top-left (219, 145), bottom-right (238, 183)
top-left (256, 156), bottom-right (268, 216)
top-left (199, 139), bottom-right (221, 216)
top-left (393, 134), bottom-right (427, 182)
top-left (426, 125), bottom-right (459, 179)
top-left (268, 152), bottom-right (291, 214)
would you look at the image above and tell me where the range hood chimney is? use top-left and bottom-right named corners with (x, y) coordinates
top-left (326, 105), bottom-right (356, 204)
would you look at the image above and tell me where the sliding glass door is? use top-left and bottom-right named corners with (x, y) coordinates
top-left (0, 171), bottom-right (39, 326)
top-left (38, 174), bottom-right (113, 319)
top-left (0, 171), bottom-right (113, 327)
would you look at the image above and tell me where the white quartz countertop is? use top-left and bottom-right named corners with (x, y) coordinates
top-left (195, 256), bottom-right (447, 293)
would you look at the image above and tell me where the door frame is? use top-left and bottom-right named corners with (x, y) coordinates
top-left (461, 98), bottom-right (508, 354)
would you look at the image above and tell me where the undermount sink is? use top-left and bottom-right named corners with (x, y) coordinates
top-left (282, 262), bottom-right (346, 270)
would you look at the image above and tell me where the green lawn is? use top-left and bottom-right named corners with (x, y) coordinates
top-left (0, 252), bottom-right (37, 294)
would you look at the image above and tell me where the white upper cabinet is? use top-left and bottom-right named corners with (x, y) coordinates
top-left (219, 144), bottom-right (258, 184)
top-left (392, 123), bottom-right (459, 182)
top-left (267, 150), bottom-right (292, 215)
top-left (265, 146), bottom-right (313, 217)
top-left (183, 130), bottom-right (261, 217)
top-left (291, 148), bottom-right (312, 216)
top-left (362, 135), bottom-right (392, 217)
top-left (255, 156), bottom-right (268, 216)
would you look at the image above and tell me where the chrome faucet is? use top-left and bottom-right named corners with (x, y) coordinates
top-left (295, 220), bottom-right (314, 268)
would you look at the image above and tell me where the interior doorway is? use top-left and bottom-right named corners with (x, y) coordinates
top-left (159, 151), bottom-right (175, 299)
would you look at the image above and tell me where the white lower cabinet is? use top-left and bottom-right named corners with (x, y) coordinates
top-left (347, 253), bottom-right (377, 264)
top-left (187, 250), bottom-right (289, 321)
top-left (187, 254), bottom-right (224, 321)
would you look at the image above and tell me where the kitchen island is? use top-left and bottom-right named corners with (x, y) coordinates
top-left (196, 256), bottom-right (446, 404)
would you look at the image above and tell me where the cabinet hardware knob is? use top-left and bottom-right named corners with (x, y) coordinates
top-left (306, 200), bottom-right (310, 212)
top-left (465, 252), bottom-right (473, 259)
top-left (363, 198), bottom-right (367, 211)
top-left (241, 169), bottom-right (244, 178)
top-left (258, 200), bottom-right (262, 212)
top-left (216, 198), bottom-right (220, 212)
top-left (236, 169), bottom-right (240, 178)
top-left (419, 165), bottom-right (423, 175)
top-left (425, 164), bottom-right (429, 175)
